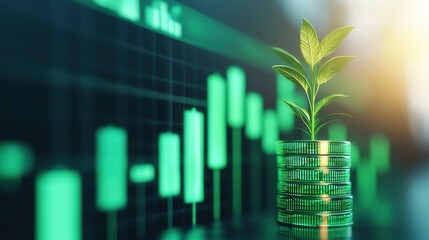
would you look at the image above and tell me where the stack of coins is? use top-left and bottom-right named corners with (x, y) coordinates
top-left (276, 140), bottom-right (353, 227)
top-left (278, 225), bottom-right (352, 239)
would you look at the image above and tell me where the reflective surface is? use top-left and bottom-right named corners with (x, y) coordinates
top-left (155, 162), bottom-right (429, 240)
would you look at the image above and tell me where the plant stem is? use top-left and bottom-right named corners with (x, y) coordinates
top-left (310, 65), bottom-right (316, 140)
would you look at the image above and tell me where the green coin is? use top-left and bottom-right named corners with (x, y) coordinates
top-left (277, 155), bottom-right (351, 169)
top-left (278, 168), bottom-right (350, 183)
top-left (277, 210), bottom-right (353, 227)
top-left (278, 225), bottom-right (352, 240)
top-left (277, 195), bottom-right (353, 213)
top-left (277, 182), bottom-right (352, 197)
top-left (276, 141), bottom-right (351, 155)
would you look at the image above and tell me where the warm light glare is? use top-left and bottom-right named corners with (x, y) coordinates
top-left (320, 141), bottom-right (329, 155)
top-left (341, 0), bottom-right (429, 151)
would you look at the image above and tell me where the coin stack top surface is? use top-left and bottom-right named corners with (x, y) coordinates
top-left (276, 140), bottom-right (353, 227)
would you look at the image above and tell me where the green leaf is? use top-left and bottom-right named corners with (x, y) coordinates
top-left (317, 56), bottom-right (354, 85)
top-left (271, 47), bottom-right (306, 76)
top-left (316, 113), bottom-right (351, 126)
top-left (315, 119), bottom-right (340, 135)
top-left (318, 26), bottom-right (354, 61)
top-left (315, 94), bottom-right (347, 115)
top-left (273, 65), bottom-right (309, 93)
top-left (300, 18), bottom-right (320, 67)
top-left (283, 100), bottom-right (311, 131)
top-left (296, 127), bottom-right (311, 137)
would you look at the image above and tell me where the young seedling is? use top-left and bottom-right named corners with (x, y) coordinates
top-left (272, 18), bottom-right (354, 140)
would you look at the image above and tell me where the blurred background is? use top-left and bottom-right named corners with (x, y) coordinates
top-left (1, 0), bottom-right (429, 239)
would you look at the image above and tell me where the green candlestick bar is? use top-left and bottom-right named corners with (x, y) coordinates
top-left (207, 73), bottom-right (227, 220)
top-left (227, 66), bottom-right (246, 128)
top-left (262, 110), bottom-right (279, 154)
top-left (184, 108), bottom-right (204, 225)
top-left (351, 143), bottom-right (360, 169)
top-left (246, 93), bottom-right (263, 140)
top-left (227, 66), bottom-right (245, 218)
top-left (357, 160), bottom-right (377, 209)
top-left (130, 164), bottom-right (155, 183)
top-left (93, 0), bottom-right (140, 21)
top-left (369, 134), bottom-right (390, 173)
top-left (276, 73), bottom-right (295, 133)
top-left (36, 169), bottom-right (81, 240)
top-left (207, 73), bottom-right (227, 170)
top-left (0, 141), bottom-right (33, 183)
top-left (328, 122), bottom-right (347, 141)
top-left (96, 125), bottom-right (128, 211)
top-left (159, 133), bottom-right (181, 197)
top-left (246, 93), bottom-right (263, 212)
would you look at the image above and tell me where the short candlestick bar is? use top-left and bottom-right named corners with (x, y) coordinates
top-left (36, 169), bottom-right (81, 240)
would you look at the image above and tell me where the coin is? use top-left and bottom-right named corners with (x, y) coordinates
top-left (276, 140), bottom-right (351, 155)
top-left (277, 195), bottom-right (353, 213)
top-left (278, 225), bottom-right (352, 239)
top-left (277, 210), bottom-right (353, 227)
top-left (278, 168), bottom-right (350, 183)
top-left (277, 182), bottom-right (352, 196)
top-left (277, 155), bottom-right (351, 169)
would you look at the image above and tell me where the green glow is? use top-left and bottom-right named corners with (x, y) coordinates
top-left (144, 1), bottom-right (182, 37)
top-left (328, 122), bottom-right (347, 141)
top-left (262, 110), bottom-right (279, 154)
top-left (159, 132), bottom-right (181, 197)
top-left (246, 93), bottom-right (263, 140)
top-left (277, 73), bottom-right (295, 133)
top-left (184, 108), bottom-right (204, 203)
top-left (0, 141), bottom-right (33, 180)
top-left (160, 228), bottom-right (182, 240)
top-left (96, 125), bottom-right (128, 211)
top-left (119, 0), bottom-right (140, 21)
top-left (227, 66), bottom-right (246, 128)
top-left (369, 134), bottom-right (390, 173)
top-left (207, 73), bottom-right (227, 170)
top-left (36, 169), bottom-right (81, 240)
top-left (93, 0), bottom-right (140, 22)
top-left (356, 160), bottom-right (377, 208)
top-left (160, 1), bottom-right (169, 31)
top-left (184, 227), bottom-right (205, 239)
top-left (351, 143), bottom-right (360, 168)
top-left (76, 0), bottom-right (276, 71)
top-left (129, 164), bottom-right (155, 183)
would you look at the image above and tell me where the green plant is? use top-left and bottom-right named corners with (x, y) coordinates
top-left (272, 18), bottom-right (354, 140)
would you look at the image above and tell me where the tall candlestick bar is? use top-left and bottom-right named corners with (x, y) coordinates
top-left (184, 108), bottom-right (205, 204)
top-left (369, 134), bottom-right (390, 173)
top-left (276, 73), bottom-right (295, 134)
top-left (208, 73), bottom-right (227, 169)
top-left (159, 132), bottom-right (181, 197)
top-left (227, 66), bottom-right (246, 128)
top-left (96, 125), bottom-right (128, 211)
